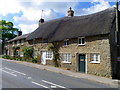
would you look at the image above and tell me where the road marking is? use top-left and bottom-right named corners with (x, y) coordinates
top-left (28, 77), bottom-right (32, 79)
top-left (32, 81), bottom-right (49, 88)
top-left (51, 85), bottom-right (57, 88)
top-left (4, 67), bottom-right (26, 75)
top-left (1, 69), bottom-right (17, 76)
top-left (42, 80), bottom-right (66, 88)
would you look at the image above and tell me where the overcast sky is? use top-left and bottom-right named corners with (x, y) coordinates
top-left (0, 0), bottom-right (119, 34)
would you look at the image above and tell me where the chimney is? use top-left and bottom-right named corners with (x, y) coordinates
top-left (39, 18), bottom-right (44, 26)
top-left (67, 7), bottom-right (74, 17)
top-left (18, 30), bottom-right (22, 36)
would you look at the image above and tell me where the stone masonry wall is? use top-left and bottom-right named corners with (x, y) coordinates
top-left (58, 35), bottom-right (112, 78)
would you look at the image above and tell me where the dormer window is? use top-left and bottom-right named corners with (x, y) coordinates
top-left (78, 37), bottom-right (85, 45)
top-left (64, 39), bottom-right (69, 46)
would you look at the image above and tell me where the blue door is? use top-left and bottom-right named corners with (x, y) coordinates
top-left (79, 54), bottom-right (86, 73)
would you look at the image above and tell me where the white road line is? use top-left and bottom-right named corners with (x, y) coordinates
top-left (31, 81), bottom-right (49, 88)
top-left (42, 80), bottom-right (66, 88)
top-left (4, 67), bottom-right (26, 75)
top-left (0, 69), bottom-right (17, 76)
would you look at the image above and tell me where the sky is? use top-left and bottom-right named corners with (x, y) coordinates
top-left (0, 0), bottom-right (119, 34)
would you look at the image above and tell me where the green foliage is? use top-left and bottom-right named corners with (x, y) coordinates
top-left (32, 59), bottom-right (37, 63)
top-left (48, 43), bottom-right (59, 67)
top-left (34, 53), bottom-right (41, 64)
top-left (14, 57), bottom-right (22, 61)
top-left (2, 55), bottom-right (13, 60)
top-left (0, 20), bottom-right (18, 41)
top-left (22, 46), bottom-right (34, 59)
top-left (12, 46), bottom-right (20, 56)
top-left (0, 20), bottom-right (19, 54)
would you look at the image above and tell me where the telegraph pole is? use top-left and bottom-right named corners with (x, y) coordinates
top-left (116, 0), bottom-right (118, 32)
top-left (116, 0), bottom-right (119, 44)
top-left (116, 0), bottom-right (120, 79)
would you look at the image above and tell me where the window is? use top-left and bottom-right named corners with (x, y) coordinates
top-left (46, 51), bottom-right (53, 60)
top-left (90, 53), bottom-right (100, 63)
top-left (62, 53), bottom-right (71, 63)
top-left (12, 42), bottom-right (15, 46)
top-left (17, 40), bottom-right (19, 45)
top-left (64, 39), bottom-right (69, 46)
top-left (42, 39), bottom-right (48, 44)
top-left (78, 37), bottom-right (85, 45)
top-left (21, 40), bottom-right (24, 45)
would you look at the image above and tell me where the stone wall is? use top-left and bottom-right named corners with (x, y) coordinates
top-left (8, 35), bottom-right (112, 78)
top-left (8, 40), bottom-right (29, 57)
top-left (57, 35), bottom-right (112, 78)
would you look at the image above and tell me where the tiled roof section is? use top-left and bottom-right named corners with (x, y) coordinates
top-left (8, 33), bottom-right (30, 42)
top-left (26, 7), bottom-right (116, 42)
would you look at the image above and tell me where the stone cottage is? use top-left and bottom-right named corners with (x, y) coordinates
top-left (7, 7), bottom-right (120, 79)
top-left (7, 31), bottom-right (30, 57)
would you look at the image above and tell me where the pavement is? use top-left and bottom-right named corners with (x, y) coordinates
top-left (1, 58), bottom-right (119, 88)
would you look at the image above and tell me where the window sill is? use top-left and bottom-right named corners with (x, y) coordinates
top-left (62, 61), bottom-right (71, 64)
top-left (46, 58), bottom-right (52, 60)
top-left (78, 44), bottom-right (85, 46)
top-left (62, 45), bottom-right (69, 47)
top-left (20, 55), bottom-right (23, 57)
top-left (90, 61), bottom-right (100, 64)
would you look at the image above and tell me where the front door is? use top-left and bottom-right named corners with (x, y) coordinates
top-left (41, 51), bottom-right (46, 65)
top-left (79, 54), bottom-right (86, 73)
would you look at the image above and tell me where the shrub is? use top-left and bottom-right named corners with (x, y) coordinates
top-left (15, 57), bottom-right (22, 61)
top-left (32, 59), bottom-right (37, 63)
top-left (22, 46), bottom-right (34, 59)
top-left (2, 55), bottom-right (11, 59)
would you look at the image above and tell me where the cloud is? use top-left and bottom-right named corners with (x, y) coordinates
top-left (0, 0), bottom-right (22, 16)
top-left (1, 0), bottom-right (115, 34)
top-left (75, 0), bottom-right (111, 16)
top-left (18, 24), bottom-right (38, 34)
top-left (11, 1), bottom-right (78, 34)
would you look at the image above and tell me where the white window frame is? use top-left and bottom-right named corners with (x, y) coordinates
top-left (12, 42), bottom-right (15, 46)
top-left (20, 51), bottom-right (24, 57)
top-left (90, 53), bottom-right (100, 64)
top-left (21, 40), bottom-right (24, 45)
top-left (42, 39), bottom-right (48, 44)
top-left (62, 53), bottom-right (71, 63)
top-left (17, 40), bottom-right (20, 45)
top-left (78, 37), bottom-right (85, 45)
top-left (46, 51), bottom-right (53, 60)
top-left (64, 39), bottom-right (69, 46)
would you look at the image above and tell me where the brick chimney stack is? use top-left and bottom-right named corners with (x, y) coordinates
top-left (68, 7), bottom-right (74, 17)
top-left (18, 30), bottom-right (22, 36)
top-left (39, 18), bottom-right (44, 26)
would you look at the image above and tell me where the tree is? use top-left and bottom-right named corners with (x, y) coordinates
top-left (0, 20), bottom-right (19, 54)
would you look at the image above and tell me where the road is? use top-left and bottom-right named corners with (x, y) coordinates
top-left (1, 59), bottom-right (118, 89)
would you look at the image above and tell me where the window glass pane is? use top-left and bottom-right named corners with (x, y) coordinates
top-left (78, 39), bottom-right (81, 44)
top-left (64, 40), bottom-right (69, 46)
top-left (90, 53), bottom-right (100, 63)
top-left (62, 53), bottom-right (71, 62)
top-left (43, 39), bottom-right (48, 43)
top-left (82, 38), bottom-right (85, 44)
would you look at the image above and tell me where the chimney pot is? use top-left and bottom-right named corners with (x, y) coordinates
top-left (68, 7), bottom-right (74, 17)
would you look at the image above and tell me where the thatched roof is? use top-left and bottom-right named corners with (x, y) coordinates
top-left (8, 33), bottom-right (30, 42)
top-left (26, 7), bottom-right (116, 42)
